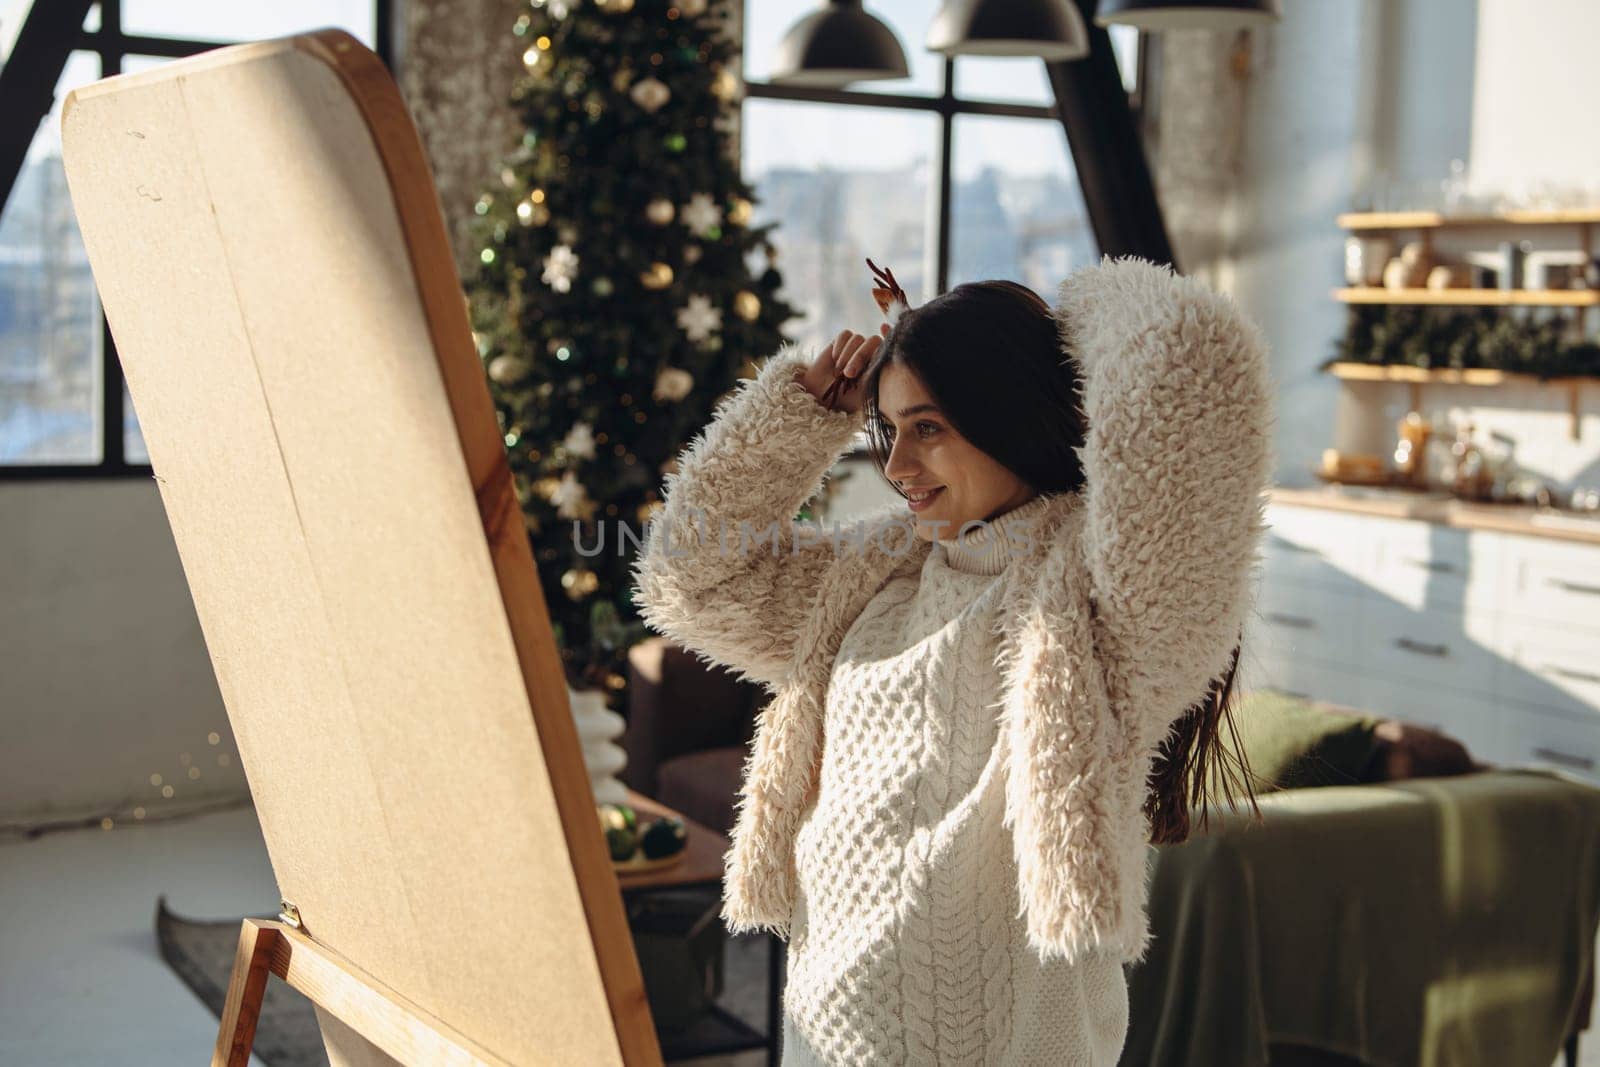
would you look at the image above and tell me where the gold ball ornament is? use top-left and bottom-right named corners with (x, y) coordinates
top-left (562, 567), bottom-right (601, 600)
top-left (629, 77), bottom-right (671, 115)
top-left (646, 198), bottom-right (676, 225)
top-left (653, 366), bottom-right (694, 402)
top-left (516, 198), bottom-right (550, 226)
top-left (683, 244), bottom-right (702, 265)
top-left (595, 0), bottom-right (635, 10)
top-left (678, 0), bottom-right (708, 16)
top-left (733, 290), bottom-right (761, 322)
top-left (727, 197), bottom-right (753, 227)
top-left (488, 355), bottom-right (532, 384)
top-left (711, 66), bottom-right (741, 103)
top-left (640, 262), bottom-right (675, 290)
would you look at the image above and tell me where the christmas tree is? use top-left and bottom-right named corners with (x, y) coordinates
top-left (465, 0), bottom-right (803, 696)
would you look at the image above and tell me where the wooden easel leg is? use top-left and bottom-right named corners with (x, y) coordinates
top-left (211, 920), bottom-right (282, 1067)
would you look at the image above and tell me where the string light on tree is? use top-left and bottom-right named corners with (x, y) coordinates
top-left (653, 366), bottom-right (694, 402)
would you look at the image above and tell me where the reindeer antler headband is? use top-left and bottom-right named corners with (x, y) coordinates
top-left (818, 257), bottom-right (914, 411)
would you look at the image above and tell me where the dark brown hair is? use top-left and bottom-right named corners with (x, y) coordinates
top-left (853, 278), bottom-right (1263, 846)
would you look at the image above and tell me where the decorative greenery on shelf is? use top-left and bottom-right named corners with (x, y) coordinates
top-left (1325, 305), bottom-right (1600, 379)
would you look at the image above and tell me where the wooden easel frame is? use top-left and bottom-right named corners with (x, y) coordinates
top-left (213, 915), bottom-right (514, 1067)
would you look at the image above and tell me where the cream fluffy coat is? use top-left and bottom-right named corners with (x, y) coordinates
top-left (631, 256), bottom-right (1274, 966)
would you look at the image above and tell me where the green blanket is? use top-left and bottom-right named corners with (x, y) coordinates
top-left (1124, 768), bottom-right (1600, 1066)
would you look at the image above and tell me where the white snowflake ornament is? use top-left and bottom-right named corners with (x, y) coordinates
top-left (679, 192), bottom-right (723, 237)
top-left (676, 294), bottom-right (722, 344)
top-left (550, 470), bottom-right (592, 520)
top-left (541, 244), bottom-right (579, 293)
top-left (562, 421), bottom-right (597, 460)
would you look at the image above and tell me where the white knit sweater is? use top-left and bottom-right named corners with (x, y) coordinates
top-left (632, 256), bottom-right (1273, 984)
top-left (782, 494), bottom-right (1129, 1066)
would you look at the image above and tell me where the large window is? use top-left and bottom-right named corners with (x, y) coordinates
top-left (740, 2), bottom-right (1142, 351)
top-left (0, 0), bottom-right (386, 476)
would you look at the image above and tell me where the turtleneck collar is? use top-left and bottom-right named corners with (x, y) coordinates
top-left (935, 492), bottom-right (1055, 576)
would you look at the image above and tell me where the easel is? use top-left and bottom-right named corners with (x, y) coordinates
top-left (62, 29), bottom-right (664, 1066)
top-left (212, 910), bottom-right (512, 1067)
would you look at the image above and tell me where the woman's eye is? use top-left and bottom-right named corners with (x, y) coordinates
top-left (916, 421), bottom-right (939, 438)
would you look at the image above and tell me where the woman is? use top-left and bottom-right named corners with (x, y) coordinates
top-left (631, 255), bottom-right (1274, 1065)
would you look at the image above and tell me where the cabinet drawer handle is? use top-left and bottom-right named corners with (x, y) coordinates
top-left (1532, 746), bottom-right (1596, 772)
top-left (1394, 637), bottom-right (1449, 658)
top-left (1549, 578), bottom-right (1600, 597)
top-left (1545, 665), bottom-right (1600, 686)
top-left (1404, 556), bottom-right (1458, 574)
top-left (1266, 612), bottom-right (1315, 629)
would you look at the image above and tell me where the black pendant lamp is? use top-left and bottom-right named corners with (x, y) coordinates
top-left (926, 0), bottom-right (1090, 60)
top-left (1094, 0), bottom-right (1282, 30)
top-left (769, 0), bottom-right (910, 88)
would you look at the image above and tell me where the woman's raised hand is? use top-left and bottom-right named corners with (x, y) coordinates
top-left (798, 323), bottom-right (890, 414)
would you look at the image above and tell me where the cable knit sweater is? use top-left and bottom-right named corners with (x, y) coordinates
top-left (783, 493), bottom-right (1129, 1065)
top-left (632, 257), bottom-right (1274, 1060)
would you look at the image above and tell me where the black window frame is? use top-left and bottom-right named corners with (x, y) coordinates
top-left (740, 6), bottom-right (1161, 298)
top-left (0, 0), bottom-right (392, 480)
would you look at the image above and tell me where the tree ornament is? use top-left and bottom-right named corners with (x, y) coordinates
top-left (653, 366), bottom-right (694, 402)
top-left (640, 262), bottom-right (674, 290)
top-left (637, 500), bottom-right (663, 524)
top-left (611, 66), bottom-right (634, 93)
top-left (542, 245), bottom-right (579, 293)
top-left (664, 133), bottom-right (687, 153)
top-left (733, 290), bottom-right (761, 322)
top-left (629, 76), bottom-right (671, 114)
top-left (711, 66), bottom-right (741, 103)
top-left (517, 198), bottom-right (551, 226)
top-left (488, 355), bottom-right (532, 384)
top-left (521, 46), bottom-right (545, 75)
top-left (562, 567), bottom-right (600, 600)
top-left (591, 276), bottom-right (614, 297)
top-left (683, 244), bottom-right (702, 265)
top-left (676, 294), bottom-right (722, 344)
top-left (551, 471), bottom-right (596, 521)
top-left (678, 0), bottom-right (708, 17)
top-left (727, 197), bottom-right (753, 227)
top-left (645, 197), bottom-right (675, 225)
top-left (595, 0), bottom-right (634, 10)
top-left (562, 421), bottom-right (598, 460)
top-left (679, 192), bottom-right (723, 236)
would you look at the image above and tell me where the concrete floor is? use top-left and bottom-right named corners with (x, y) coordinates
top-left (1, 802), bottom-right (1593, 1066)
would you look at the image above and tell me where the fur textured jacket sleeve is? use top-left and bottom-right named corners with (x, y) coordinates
top-left (630, 343), bottom-right (868, 691)
top-left (1058, 258), bottom-right (1275, 756)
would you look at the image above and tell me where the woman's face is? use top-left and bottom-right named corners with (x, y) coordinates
top-left (875, 360), bottom-right (1035, 541)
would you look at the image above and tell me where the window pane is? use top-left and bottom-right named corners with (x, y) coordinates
top-left (949, 115), bottom-right (1096, 293)
top-left (1, 0), bottom-right (34, 69)
top-left (953, 57), bottom-right (1053, 106)
top-left (1109, 24), bottom-right (1140, 95)
top-left (743, 0), bottom-right (943, 98)
top-left (0, 51), bottom-right (103, 465)
top-left (123, 380), bottom-right (147, 463)
top-left (743, 99), bottom-right (937, 351)
top-left (122, 0), bottom-right (376, 46)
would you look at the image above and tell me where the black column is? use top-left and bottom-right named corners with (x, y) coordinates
top-left (1044, 0), bottom-right (1176, 270)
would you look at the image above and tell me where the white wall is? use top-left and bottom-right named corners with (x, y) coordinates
top-left (1470, 0), bottom-right (1600, 190)
top-left (0, 482), bottom-right (242, 820)
top-left (1224, 0), bottom-right (1478, 489)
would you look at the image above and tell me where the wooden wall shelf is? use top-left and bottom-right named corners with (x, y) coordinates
top-left (1325, 361), bottom-right (1588, 440)
top-left (1338, 210), bottom-right (1600, 231)
top-left (1334, 287), bottom-right (1600, 307)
